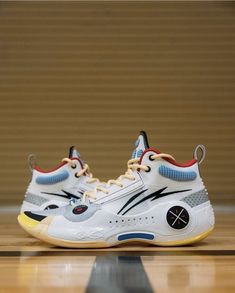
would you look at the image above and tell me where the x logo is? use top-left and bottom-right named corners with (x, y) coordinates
top-left (167, 206), bottom-right (189, 229)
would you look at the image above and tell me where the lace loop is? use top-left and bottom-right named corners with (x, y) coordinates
top-left (62, 158), bottom-right (99, 184)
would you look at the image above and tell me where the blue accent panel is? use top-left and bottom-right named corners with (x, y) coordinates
top-left (36, 170), bottom-right (69, 185)
top-left (118, 233), bottom-right (154, 241)
top-left (131, 150), bottom-right (136, 159)
top-left (159, 165), bottom-right (197, 181)
top-left (137, 149), bottom-right (143, 158)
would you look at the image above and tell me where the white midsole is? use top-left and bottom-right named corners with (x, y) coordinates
top-left (44, 200), bottom-right (215, 245)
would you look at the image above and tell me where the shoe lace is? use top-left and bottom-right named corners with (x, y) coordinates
top-left (62, 158), bottom-right (100, 184)
top-left (82, 153), bottom-right (175, 203)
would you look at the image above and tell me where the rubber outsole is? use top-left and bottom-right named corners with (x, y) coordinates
top-left (18, 213), bottom-right (214, 248)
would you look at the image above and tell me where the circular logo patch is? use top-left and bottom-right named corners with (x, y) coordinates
top-left (166, 206), bottom-right (189, 229)
top-left (73, 205), bottom-right (88, 215)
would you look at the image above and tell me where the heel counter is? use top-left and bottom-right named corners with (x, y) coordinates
top-left (181, 188), bottom-right (209, 208)
top-left (195, 160), bottom-right (212, 205)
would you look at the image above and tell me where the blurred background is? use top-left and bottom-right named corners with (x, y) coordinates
top-left (0, 1), bottom-right (234, 206)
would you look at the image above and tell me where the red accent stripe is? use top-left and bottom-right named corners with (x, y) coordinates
top-left (34, 157), bottom-right (83, 173)
top-left (139, 148), bottom-right (197, 167)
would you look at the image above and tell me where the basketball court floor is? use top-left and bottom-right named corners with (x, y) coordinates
top-left (0, 207), bottom-right (234, 292)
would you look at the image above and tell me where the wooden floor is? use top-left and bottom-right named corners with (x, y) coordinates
top-left (0, 209), bottom-right (234, 292)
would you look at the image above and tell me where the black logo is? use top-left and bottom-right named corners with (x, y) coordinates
top-left (118, 187), bottom-right (191, 215)
top-left (166, 206), bottom-right (189, 229)
top-left (41, 189), bottom-right (83, 200)
top-left (73, 205), bottom-right (88, 215)
top-left (44, 204), bottom-right (59, 210)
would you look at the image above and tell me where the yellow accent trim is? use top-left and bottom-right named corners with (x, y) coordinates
top-left (31, 227), bottom-right (214, 248)
top-left (18, 213), bottom-right (40, 229)
top-left (155, 227), bottom-right (214, 246)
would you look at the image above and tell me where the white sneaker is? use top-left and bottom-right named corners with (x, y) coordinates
top-left (18, 131), bottom-right (215, 247)
top-left (20, 146), bottom-right (100, 212)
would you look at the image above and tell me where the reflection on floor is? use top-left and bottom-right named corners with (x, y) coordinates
top-left (0, 211), bottom-right (234, 292)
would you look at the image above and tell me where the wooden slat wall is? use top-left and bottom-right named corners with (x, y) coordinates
top-left (0, 1), bottom-right (234, 205)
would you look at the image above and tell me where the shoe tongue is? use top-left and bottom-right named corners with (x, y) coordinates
top-left (68, 146), bottom-right (81, 159)
top-left (131, 131), bottom-right (150, 159)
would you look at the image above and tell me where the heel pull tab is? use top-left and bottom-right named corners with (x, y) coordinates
top-left (194, 145), bottom-right (206, 165)
top-left (28, 154), bottom-right (37, 173)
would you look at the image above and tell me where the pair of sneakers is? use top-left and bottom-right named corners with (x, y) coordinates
top-left (18, 131), bottom-right (215, 248)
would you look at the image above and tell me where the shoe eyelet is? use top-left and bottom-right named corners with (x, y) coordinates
top-left (71, 164), bottom-right (77, 169)
top-left (145, 166), bottom-right (151, 172)
top-left (75, 173), bottom-right (80, 178)
top-left (149, 154), bottom-right (154, 161)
